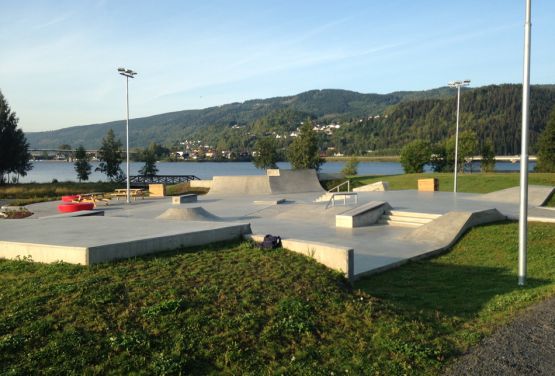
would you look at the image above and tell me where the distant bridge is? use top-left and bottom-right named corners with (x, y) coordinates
top-left (471, 155), bottom-right (537, 163)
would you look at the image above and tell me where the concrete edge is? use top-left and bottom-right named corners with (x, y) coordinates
top-left (87, 223), bottom-right (252, 264)
top-left (0, 241), bottom-right (88, 265)
top-left (539, 187), bottom-right (555, 206)
top-left (40, 210), bottom-right (105, 219)
top-left (244, 233), bottom-right (354, 282)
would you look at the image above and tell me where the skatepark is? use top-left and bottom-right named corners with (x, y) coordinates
top-left (1, 169), bottom-right (554, 281)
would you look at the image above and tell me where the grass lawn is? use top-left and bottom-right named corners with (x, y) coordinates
top-left (1, 222), bottom-right (555, 375)
top-left (0, 182), bottom-right (121, 206)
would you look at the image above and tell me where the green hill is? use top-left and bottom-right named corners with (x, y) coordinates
top-left (26, 85), bottom-right (555, 155)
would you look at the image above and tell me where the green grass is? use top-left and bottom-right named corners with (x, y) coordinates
top-left (323, 172), bottom-right (555, 196)
top-left (0, 182), bottom-right (121, 205)
top-left (1, 222), bottom-right (555, 374)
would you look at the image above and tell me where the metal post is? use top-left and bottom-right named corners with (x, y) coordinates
top-left (454, 86), bottom-right (461, 193)
top-left (117, 67), bottom-right (137, 204)
top-left (126, 76), bottom-right (130, 204)
top-left (519, 0), bottom-right (532, 286)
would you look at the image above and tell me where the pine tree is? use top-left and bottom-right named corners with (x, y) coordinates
top-left (536, 107), bottom-right (555, 172)
top-left (287, 120), bottom-right (324, 171)
top-left (74, 145), bottom-right (92, 182)
top-left (138, 143), bottom-right (159, 177)
top-left (0, 90), bottom-right (32, 184)
top-left (96, 129), bottom-right (123, 181)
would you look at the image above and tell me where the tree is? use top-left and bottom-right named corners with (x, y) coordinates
top-left (287, 120), bottom-right (324, 171)
top-left (400, 140), bottom-right (431, 173)
top-left (74, 145), bottom-right (92, 182)
top-left (96, 129), bottom-right (123, 181)
top-left (536, 107), bottom-right (555, 172)
top-left (480, 140), bottom-right (496, 172)
top-left (446, 130), bottom-right (478, 173)
top-left (429, 143), bottom-right (448, 172)
top-left (341, 157), bottom-right (359, 176)
top-left (253, 137), bottom-right (279, 169)
top-left (0, 90), bottom-right (32, 184)
top-left (138, 143), bottom-right (159, 177)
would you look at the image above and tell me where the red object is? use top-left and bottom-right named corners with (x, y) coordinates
top-left (57, 202), bottom-right (94, 213)
top-left (61, 195), bottom-right (80, 202)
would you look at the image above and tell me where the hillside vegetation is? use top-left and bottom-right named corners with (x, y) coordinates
top-left (27, 85), bottom-right (555, 156)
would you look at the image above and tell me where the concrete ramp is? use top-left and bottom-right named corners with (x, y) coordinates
top-left (268, 169), bottom-right (324, 194)
top-left (208, 175), bottom-right (272, 195)
top-left (403, 208), bottom-right (506, 250)
top-left (473, 185), bottom-right (554, 206)
top-left (207, 169), bottom-right (324, 196)
top-left (157, 207), bottom-right (223, 221)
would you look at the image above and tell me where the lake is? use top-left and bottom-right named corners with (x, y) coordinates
top-left (17, 160), bottom-right (535, 183)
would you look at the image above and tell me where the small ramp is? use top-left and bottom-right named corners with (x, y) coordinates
top-left (473, 185), bottom-right (554, 207)
top-left (268, 169), bottom-right (325, 194)
top-left (157, 207), bottom-right (223, 221)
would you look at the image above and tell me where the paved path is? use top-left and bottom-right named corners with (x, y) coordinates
top-left (444, 296), bottom-right (555, 375)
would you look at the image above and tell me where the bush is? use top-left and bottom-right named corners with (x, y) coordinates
top-left (341, 157), bottom-right (359, 176)
top-left (400, 140), bottom-right (431, 173)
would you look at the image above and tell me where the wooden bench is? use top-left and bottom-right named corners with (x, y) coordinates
top-left (112, 189), bottom-right (145, 200)
top-left (418, 178), bottom-right (439, 192)
top-left (71, 192), bottom-right (111, 208)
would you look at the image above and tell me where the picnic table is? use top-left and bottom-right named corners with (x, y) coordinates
top-left (71, 192), bottom-right (111, 208)
top-left (111, 188), bottom-right (145, 201)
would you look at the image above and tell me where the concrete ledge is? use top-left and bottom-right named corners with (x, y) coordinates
top-left (40, 210), bottom-right (104, 219)
top-left (245, 234), bottom-right (354, 281)
top-left (0, 242), bottom-right (88, 264)
top-left (336, 201), bottom-right (390, 228)
top-left (87, 223), bottom-right (251, 264)
top-left (253, 198), bottom-right (286, 205)
top-left (172, 194), bottom-right (198, 204)
top-left (353, 181), bottom-right (389, 192)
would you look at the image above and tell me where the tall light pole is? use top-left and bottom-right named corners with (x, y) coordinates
top-left (519, 0), bottom-right (532, 286)
top-left (448, 79), bottom-right (471, 193)
top-left (117, 67), bottom-right (137, 204)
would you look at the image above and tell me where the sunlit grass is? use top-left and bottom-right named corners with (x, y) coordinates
top-left (1, 222), bottom-right (555, 374)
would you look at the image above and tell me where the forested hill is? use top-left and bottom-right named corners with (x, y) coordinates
top-left (26, 84), bottom-right (555, 155)
top-left (26, 87), bottom-right (455, 149)
top-left (365, 84), bottom-right (555, 154)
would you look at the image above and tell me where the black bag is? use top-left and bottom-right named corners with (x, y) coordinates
top-left (261, 234), bottom-right (282, 250)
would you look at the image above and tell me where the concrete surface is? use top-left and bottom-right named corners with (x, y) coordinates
top-left (0, 216), bottom-right (250, 265)
top-left (1, 172), bottom-right (554, 279)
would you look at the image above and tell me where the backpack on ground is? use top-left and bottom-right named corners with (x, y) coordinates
top-left (260, 234), bottom-right (282, 250)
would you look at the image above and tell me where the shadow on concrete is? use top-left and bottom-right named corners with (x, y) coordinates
top-left (355, 263), bottom-right (548, 319)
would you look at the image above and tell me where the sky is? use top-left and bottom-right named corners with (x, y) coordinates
top-left (1, 0), bottom-right (554, 132)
